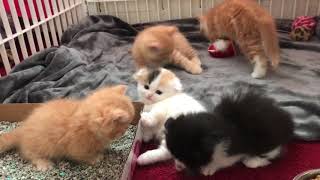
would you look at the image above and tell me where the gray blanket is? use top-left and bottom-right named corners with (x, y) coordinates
top-left (0, 15), bottom-right (319, 141)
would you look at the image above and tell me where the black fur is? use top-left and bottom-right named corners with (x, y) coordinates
top-left (165, 88), bottom-right (294, 173)
top-left (148, 68), bottom-right (161, 84)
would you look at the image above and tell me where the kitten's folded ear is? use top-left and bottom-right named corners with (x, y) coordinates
top-left (148, 42), bottom-right (161, 52)
top-left (110, 109), bottom-right (132, 124)
top-left (133, 68), bottom-right (148, 81)
top-left (166, 26), bottom-right (178, 35)
top-left (110, 85), bottom-right (127, 95)
top-left (172, 78), bottom-right (183, 92)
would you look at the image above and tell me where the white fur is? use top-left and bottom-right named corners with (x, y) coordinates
top-left (136, 68), bottom-right (183, 105)
top-left (200, 142), bottom-right (244, 176)
top-left (213, 39), bottom-right (230, 51)
top-left (174, 142), bottom-right (281, 176)
top-left (137, 93), bottom-right (206, 165)
top-left (251, 56), bottom-right (267, 79)
top-left (137, 140), bottom-right (172, 165)
top-left (135, 68), bottom-right (206, 165)
top-left (242, 146), bottom-right (281, 168)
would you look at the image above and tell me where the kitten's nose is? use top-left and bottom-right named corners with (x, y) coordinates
top-left (146, 94), bottom-right (153, 100)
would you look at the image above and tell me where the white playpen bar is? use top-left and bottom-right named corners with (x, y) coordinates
top-left (86, 0), bottom-right (320, 24)
top-left (0, 0), bottom-right (86, 77)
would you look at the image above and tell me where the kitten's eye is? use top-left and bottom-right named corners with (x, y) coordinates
top-left (155, 90), bottom-right (162, 95)
top-left (144, 85), bottom-right (149, 90)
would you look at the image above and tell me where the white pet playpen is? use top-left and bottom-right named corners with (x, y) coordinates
top-left (0, 0), bottom-right (319, 77)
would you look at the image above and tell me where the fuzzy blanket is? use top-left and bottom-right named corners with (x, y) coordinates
top-left (1, 15), bottom-right (319, 141)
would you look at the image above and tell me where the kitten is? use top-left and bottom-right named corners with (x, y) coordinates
top-left (199, 0), bottom-right (280, 78)
top-left (133, 68), bottom-right (206, 165)
top-left (131, 25), bottom-right (203, 74)
top-left (0, 85), bottom-right (135, 171)
top-left (165, 87), bottom-right (294, 176)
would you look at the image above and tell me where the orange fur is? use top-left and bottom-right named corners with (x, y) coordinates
top-left (132, 25), bottom-right (203, 74)
top-left (199, 0), bottom-right (280, 78)
top-left (0, 85), bottom-right (135, 171)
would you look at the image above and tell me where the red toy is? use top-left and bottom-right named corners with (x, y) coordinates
top-left (208, 39), bottom-right (236, 58)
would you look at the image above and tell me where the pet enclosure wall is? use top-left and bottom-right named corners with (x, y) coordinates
top-left (1, 0), bottom-right (320, 76)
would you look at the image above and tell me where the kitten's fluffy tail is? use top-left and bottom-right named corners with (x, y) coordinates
top-left (259, 17), bottom-right (280, 69)
top-left (0, 130), bottom-right (20, 153)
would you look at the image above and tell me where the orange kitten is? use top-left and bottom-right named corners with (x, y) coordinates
top-left (199, 0), bottom-right (280, 78)
top-left (0, 85), bottom-right (135, 171)
top-left (132, 25), bottom-right (203, 74)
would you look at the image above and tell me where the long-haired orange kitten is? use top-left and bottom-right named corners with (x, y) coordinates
top-left (0, 85), bottom-right (135, 171)
top-left (199, 0), bottom-right (280, 78)
top-left (132, 25), bottom-right (203, 74)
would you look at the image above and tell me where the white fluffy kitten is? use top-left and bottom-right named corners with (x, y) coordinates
top-left (133, 68), bottom-right (206, 165)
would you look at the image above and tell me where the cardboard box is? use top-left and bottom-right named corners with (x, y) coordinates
top-left (0, 102), bottom-right (144, 125)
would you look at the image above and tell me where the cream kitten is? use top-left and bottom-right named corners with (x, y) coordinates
top-left (199, 0), bottom-right (280, 78)
top-left (132, 25), bottom-right (203, 74)
top-left (133, 68), bottom-right (206, 165)
top-left (0, 85), bottom-right (135, 171)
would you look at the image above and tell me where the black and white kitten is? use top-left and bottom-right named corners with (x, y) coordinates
top-left (164, 88), bottom-right (294, 176)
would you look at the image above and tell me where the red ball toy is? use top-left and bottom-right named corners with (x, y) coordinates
top-left (208, 39), bottom-right (236, 58)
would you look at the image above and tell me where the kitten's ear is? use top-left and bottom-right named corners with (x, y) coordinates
top-left (148, 42), bottom-right (161, 52)
top-left (110, 109), bottom-right (131, 124)
top-left (111, 85), bottom-right (127, 95)
top-left (197, 15), bottom-right (205, 22)
top-left (172, 78), bottom-right (183, 92)
top-left (166, 26), bottom-right (178, 35)
top-left (133, 68), bottom-right (148, 81)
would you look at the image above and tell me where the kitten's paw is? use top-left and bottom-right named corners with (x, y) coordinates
top-left (137, 153), bottom-right (150, 165)
top-left (175, 160), bottom-right (186, 171)
top-left (191, 57), bottom-right (202, 66)
top-left (242, 157), bottom-right (271, 168)
top-left (33, 159), bottom-right (54, 171)
top-left (201, 165), bottom-right (217, 176)
top-left (140, 112), bottom-right (155, 127)
top-left (188, 65), bottom-right (203, 74)
top-left (251, 70), bottom-right (266, 79)
top-left (89, 154), bottom-right (104, 165)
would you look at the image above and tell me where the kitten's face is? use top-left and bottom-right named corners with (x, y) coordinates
top-left (133, 68), bottom-right (182, 105)
top-left (85, 85), bottom-right (135, 140)
top-left (140, 26), bottom-right (177, 64)
top-left (165, 114), bottom-right (218, 173)
top-left (198, 15), bottom-right (210, 39)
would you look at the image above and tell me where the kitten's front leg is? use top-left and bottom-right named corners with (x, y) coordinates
top-left (174, 159), bottom-right (186, 171)
top-left (137, 143), bottom-right (172, 165)
top-left (32, 158), bottom-right (54, 171)
top-left (140, 112), bottom-right (158, 128)
top-left (170, 50), bottom-right (202, 74)
top-left (201, 162), bottom-right (218, 176)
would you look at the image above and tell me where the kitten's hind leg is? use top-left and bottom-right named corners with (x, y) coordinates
top-left (243, 147), bottom-right (281, 168)
top-left (242, 156), bottom-right (271, 168)
top-left (251, 55), bottom-right (268, 79)
top-left (170, 50), bottom-right (202, 74)
top-left (137, 141), bottom-right (172, 165)
top-left (32, 158), bottom-right (54, 171)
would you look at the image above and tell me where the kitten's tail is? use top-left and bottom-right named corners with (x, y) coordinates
top-left (259, 17), bottom-right (280, 69)
top-left (0, 129), bottom-right (20, 153)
